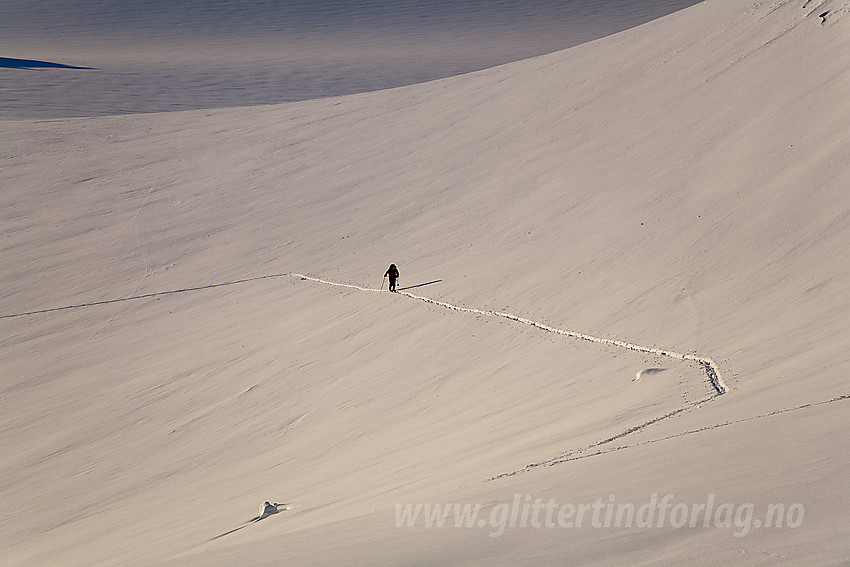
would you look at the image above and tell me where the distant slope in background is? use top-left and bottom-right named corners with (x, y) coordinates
top-left (0, 0), bottom-right (707, 39)
top-left (1, 0), bottom-right (849, 565)
top-left (0, 0), bottom-right (701, 118)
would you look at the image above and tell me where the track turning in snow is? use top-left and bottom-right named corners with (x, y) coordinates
top-left (293, 273), bottom-right (727, 395)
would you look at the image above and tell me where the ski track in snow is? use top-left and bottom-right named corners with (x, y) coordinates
top-left (291, 274), bottom-right (850, 482)
top-left (291, 273), bottom-right (739, 479)
top-left (7, 270), bottom-right (848, 480)
top-left (494, 393), bottom-right (850, 480)
top-left (293, 273), bottom-right (727, 395)
top-left (0, 273), bottom-right (291, 319)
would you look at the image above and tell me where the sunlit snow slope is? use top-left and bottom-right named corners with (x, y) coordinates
top-left (2, 0), bottom-right (849, 565)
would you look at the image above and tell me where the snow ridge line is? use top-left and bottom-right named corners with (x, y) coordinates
top-left (292, 274), bottom-right (727, 395)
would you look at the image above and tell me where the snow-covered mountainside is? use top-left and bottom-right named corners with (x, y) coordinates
top-left (2, 0), bottom-right (848, 564)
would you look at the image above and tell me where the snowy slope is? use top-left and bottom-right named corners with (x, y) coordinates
top-left (2, 0), bottom-right (850, 565)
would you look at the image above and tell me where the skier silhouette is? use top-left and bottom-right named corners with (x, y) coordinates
top-left (384, 264), bottom-right (399, 292)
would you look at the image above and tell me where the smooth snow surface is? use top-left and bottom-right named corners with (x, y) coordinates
top-left (2, 0), bottom-right (850, 565)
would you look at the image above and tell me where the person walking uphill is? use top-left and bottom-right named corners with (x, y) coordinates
top-left (384, 264), bottom-right (399, 292)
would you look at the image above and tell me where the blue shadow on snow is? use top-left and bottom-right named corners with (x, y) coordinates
top-left (1, 57), bottom-right (95, 70)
